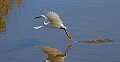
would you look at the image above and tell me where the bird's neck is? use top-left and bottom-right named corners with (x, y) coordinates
top-left (41, 16), bottom-right (49, 26)
top-left (42, 20), bottom-right (49, 26)
top-left (41, 15), bottom-right (47, 20)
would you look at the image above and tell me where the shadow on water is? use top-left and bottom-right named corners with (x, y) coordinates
top-left (37, 44), bottom-right (73, 62)
top-left (0, 0), bottom-right (23, 34)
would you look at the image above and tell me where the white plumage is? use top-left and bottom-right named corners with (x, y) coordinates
top-left (34, 11), bottom-right (72, 39)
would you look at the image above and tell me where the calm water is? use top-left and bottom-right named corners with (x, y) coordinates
top-left (0, 0), bottom-right (120, 62)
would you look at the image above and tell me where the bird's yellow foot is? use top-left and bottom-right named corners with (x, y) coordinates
top-left (68, 44), bottom-right (73, 49)
top-left (68, 34), bottom-right (72, 40)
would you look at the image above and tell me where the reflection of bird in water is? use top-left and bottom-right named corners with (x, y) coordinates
top-left (34, 11), bottom-right (72, 40)
top-left (38, 44), bottom-right (73, 62)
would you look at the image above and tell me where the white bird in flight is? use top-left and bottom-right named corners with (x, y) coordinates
top-left (38, 44), bottom-right (73, 62)
top-left (34, 11), bottom-right (72, 40)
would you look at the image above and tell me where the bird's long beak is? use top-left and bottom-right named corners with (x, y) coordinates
top-left (62, 28), bottom-right (72, 40)
top-left (34, 16), bottom-right (41, 19)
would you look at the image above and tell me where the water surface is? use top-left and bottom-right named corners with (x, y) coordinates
top-left (0, 0), bottom-right (120, 62)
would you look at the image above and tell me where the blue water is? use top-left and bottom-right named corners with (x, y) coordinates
top-left (0, 0), bottom-right (120, 62)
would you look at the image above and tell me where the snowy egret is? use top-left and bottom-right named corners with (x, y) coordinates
top-left (34, 11), bottom-right (72, 40)
top-left (38, 44), bottom-right (73, 62)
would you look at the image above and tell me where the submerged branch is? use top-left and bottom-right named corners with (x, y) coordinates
top-left (77, 39), bottom-right (112, 43)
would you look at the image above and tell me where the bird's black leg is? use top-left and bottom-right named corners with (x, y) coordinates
top-left (60, 28), bottom-right (69, 36)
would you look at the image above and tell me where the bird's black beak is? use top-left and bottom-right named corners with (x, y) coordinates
top-left (34, 16), bottom-right (41, 19)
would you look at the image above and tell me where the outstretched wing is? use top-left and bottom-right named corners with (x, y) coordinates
top-left (47, 11), bottom-right (63, 24)
top-left (39, 46), bottom-right (62, 59)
